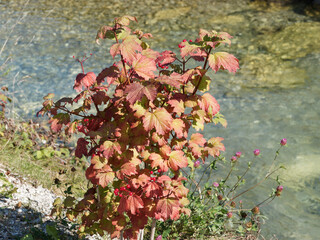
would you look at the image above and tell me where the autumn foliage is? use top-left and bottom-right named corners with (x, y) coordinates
top-left (39, 15), bottom-right (239, 239)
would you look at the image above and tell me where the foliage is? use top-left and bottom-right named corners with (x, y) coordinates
top-left (144, 143), bottom-right (286, 240)
top-left (38, 15), bottom-right (240, 239)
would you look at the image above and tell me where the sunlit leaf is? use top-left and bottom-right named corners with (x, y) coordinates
top-left (125, 82), bottom-right (157, 104)
top-left (143, 108), bottom-right (173, 135)
top-left (132, 54), bottom-right (157, 80)
top-left (208, 52), bottom-right (239, 73)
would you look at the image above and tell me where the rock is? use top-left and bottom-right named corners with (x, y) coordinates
top-left (241, 53), bottom-right (306, 88)
top-left (154, 7), bottom-right (191, 20)
top-left (258, 22), bottom-right (320, 60)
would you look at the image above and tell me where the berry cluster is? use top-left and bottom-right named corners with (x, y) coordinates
top-left (114, 184), bottom-right (132, 197)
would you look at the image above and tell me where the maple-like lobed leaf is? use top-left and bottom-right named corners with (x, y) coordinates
top-left (121, 35), bottom-right (142, 64)
top-left (85, 164), bottom-right (99, 185)
top-left (156, 50), bottom-right (176, 65)
top-left (180, 41), bottom-right (200, 58)
top-left (149, 153), bottom-right (168, 172)
top-left (49, 118), bottom-right (62, 132)
top-left (119, 162), bottom-right (138, 177)
top-left (91, 155), bottom-right (107, 170)
top-left (198, 93), bottom-right (220, 116)
top-left (115, 15), bottom-right (137, 26)
top-left (132, 54), bottom-right (157, 80)
top-left (118, 194), bottom-right (144, 215)
top-left (143, 181), bottom-right (162, 198)
top-left (73, 72), bottom-right (96, 92)
top-left (172, 119), bottom-right (186, 138)
top-left (168, 99), bottom-right (185, 115)
top-left (75, 138), bottom-right (89, 158)
top-left (190, 133), bottom-right (206, 146)
top-left (206, 137), bottom-right (225, 158)
top-left (141, 49), bottom-right (159, 60)
top-left (131, 174), bottom-right (150, 189)
top-left (155, 198), bottom-right (180, 221)
top-left (143, 108), bottom-right (173, 135)
top-left (151, 132), bottom-right (168, 146)
top-left (208, 52), bottom-right (239, 73)
top-left (125, 82), bottom-right (157, 105)
top-left (96, 165), bottom-right (115, 188)
top-left (156, 72), bottom-right (184, 89)
top-left (168, 150), bottom-right (188, 171)
top-left (96, 66), bottom-right (120, 85)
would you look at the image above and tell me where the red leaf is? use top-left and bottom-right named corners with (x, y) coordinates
top-left (125, 82), bottom-right (157, 105)
top-left (96, 66), bottom-right (120, 85)
top-left (118, 195), bottom-right (144, 215)
top-left (156, 50), bottom-right (176, 65)
top-left (120, 162), bottom-right (138, 177)
top-left (85, 164), bottom-right (99, 185)
top-left (190, 133), bottom-right (206, 146)
top-left (49, 118), bottom-right (62, 132)
top-left (172, 119), bottom-right (186, 138)
top-left (168, 99), bottom-right (185, 115)
top-left (131, 174), bottom-right (150, 189)
top-left (208, 52), bottom-right (239, 73)
top-left (121, 35), bottom-right (142, 63)
top-left (198, 93), bottom-right (220, 116)
top-left (144, 181), bottom-right (162, 198)
top-left (115, 15), bottom-right (137, 26)
top-left (156, 72), bottom-right (184, 89)
top-left (73, 72), bottom-right (96, 92)
top-left (96, 165), bottom-right (115, 188)
top-left (149, 153), bottom-right (168, 172)
top-left (206, 137), bottom-right (225, 158)
top-left (143, 108), bottom-right (173, 135)
top-left (155, 198), bottom-right (180, 220)
top-left (180, 42), bottom-right (200, 58)
top-left (168, 150), bottom-right (188, 171)
top-left (132, 54), bottom-right (157, 80)
top-left (75, 138), bottom-right (88, 158)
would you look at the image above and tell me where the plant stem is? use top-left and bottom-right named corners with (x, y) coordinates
top-left (230, 166), bottom-right (282, 201)
top-left (150, 218), bottom-right (156, 240)
top-left (192, 47), bottom-right (212, 95)
top-left (226, 164), bottom-right (250, 198)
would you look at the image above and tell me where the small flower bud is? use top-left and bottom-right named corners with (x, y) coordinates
top-left (194, 160), bottom-right (201, 168)
top-left (280, 138), bottom-right (287, 146)
top-left (230, 201), bottom-right (236, 208)
top-left (227, 212), bottom-right (233, 218)
top-left (253, 149), bottom-right (260, 156)
top-left (231, 156), bottom-right (237, 162)
top-left (276, 185), bottom-right (284, 196)
top-left (251, 206), bottom-right (260, 214)
top-left (213, 182), bottom-right (219, 188)
top-left (156, 235), bottom-right (162, 240)
top-left (217, 195), bottom-right (223, 201)
top-left (236, 152), bottom-right (242, 158)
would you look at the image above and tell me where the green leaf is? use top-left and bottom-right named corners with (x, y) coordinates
top-left (46, 223), bottom-right (60, 240)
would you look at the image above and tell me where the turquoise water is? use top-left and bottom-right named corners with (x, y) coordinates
top-left (1, 0), bottom-right (320, 239)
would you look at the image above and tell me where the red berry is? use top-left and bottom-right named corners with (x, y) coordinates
top-left (150, 171), bottom-right (154, 174)
top-left (158, 169), bottom-right (161, 173)
top-left (119, 193), bottom-right (123, 197)
top-left (114, 188), bottom-right (119, 192)
top-left (129, 192), bottom-right (133, 196)
top-left (120, 187), bottom-right (126, 191)
top-left (189, 40), bottom-right (192, 42)
top-left (183, 39), bottom-right (187, 42)
top-left (126, 184), bottom-right (131, 189)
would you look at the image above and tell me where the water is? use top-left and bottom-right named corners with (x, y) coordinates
top-left (1, 0), bottom-right (320, 239)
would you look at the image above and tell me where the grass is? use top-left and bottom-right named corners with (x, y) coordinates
top-left (0, 118), bottom-right (89, 198)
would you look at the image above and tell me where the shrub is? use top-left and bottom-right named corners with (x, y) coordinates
top-left (39, 16), bottom-right (284, 240)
